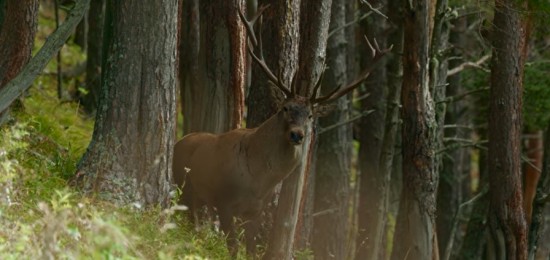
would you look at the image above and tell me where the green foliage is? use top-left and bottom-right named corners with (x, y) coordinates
top-left (524, 60), bottom-right (550, 130)
top-left (0, 107), bottom-right (235, 259)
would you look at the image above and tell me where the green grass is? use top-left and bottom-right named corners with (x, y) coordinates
top-left (0, 84), bottom-right (234, 259)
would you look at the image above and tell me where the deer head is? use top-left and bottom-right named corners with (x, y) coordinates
top-left (239, 5), bottom-right (392, 130)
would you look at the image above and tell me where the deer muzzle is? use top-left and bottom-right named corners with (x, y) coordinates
top-left (289, 129), bottom-right (305, 145)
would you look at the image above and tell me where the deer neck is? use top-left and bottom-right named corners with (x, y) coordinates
top-left (246, 111), bottom-right (304, 194)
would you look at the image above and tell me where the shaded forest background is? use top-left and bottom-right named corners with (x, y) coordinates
top-left (1, 0), bottom-right (550, 259)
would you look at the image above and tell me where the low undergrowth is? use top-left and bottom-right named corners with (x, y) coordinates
top-left (0, 87), bottom-right (233, 259)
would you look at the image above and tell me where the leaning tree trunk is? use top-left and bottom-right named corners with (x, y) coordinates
top-left (355, 1), bottom-right (388, 259)
top-left (80, 0), bottom-right (105, 114)
top-left (75, 0), bottom-right (178, 207)
top-left (311, 0), bottom-right (352, 258)
top-left (181, 0), bottom-right (246, 135)
top-left (391, 0), bottom-right (438, 259)
top-left (487, 0), bottom-right (528, 259)
top-left (0, 0), bottom-right (38, 118)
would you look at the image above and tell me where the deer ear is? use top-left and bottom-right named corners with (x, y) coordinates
top-left (313, 103), bottom-right (337, 117)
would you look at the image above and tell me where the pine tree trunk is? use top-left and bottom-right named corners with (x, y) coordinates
top-left (0, 0), bottom-right (38, 88)
top-left (487, 0), bottom-right (528, 258)
top-left (311, 0), bottom-right (351, 258)
top-left (0, 0), bottom-right (38, 123)
top-left (181, 0), bottom-right (246, 135)
top-left (75, 0), bottom-right (178, 207)
top-left (265, 0), bottom-right (333, 258)
top-left (391, 0), bottom-right (438, 259)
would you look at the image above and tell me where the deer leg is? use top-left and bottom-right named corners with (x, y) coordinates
top-left (218, 207), bottom-right (238, 258)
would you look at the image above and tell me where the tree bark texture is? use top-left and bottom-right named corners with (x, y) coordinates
top-left (355, 1), bottom-right (388, 259)
top-left (311, 0), bottom-right (351, 259)
top-left (81, 0), bottom-right (105, 114)
top-left (391, 0), bottom-right (438, 259)
top-left (0, 0), bottom-right (38, 88)
top-left (181, 0), bottom-right (246, 135)
top-left (262, 1), bottom-right (302, 258)
top-left (266, 0), bottom-right (334, 258)
top-left (488, 0), bottom-right (528, 259)
top-left (75, 0), bottom-right (178, 207)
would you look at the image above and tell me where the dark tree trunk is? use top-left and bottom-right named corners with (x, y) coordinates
top-left (179, 0), bottom-right (199, 135)
top-left (437, 15), bottom-right (469, 259)
top-left (75, 0), bottom-right (179, 207)
top-left (391, 0), bottom-right (438, 259)
top-left (265, 0), bottom-right (333, 259)
top-left (355, 1), bottom-right (388, 259)
top-left (73, 11), bottom-right (88, 51)
top-left (311, 0), bottom-right (351, 258)
top-left (0, 0), bottom-right (38, 88)
top-left (262, 1), bottom-right (302, 258)
top-left (0, 0), bottom-right (38, 123)
top-left (245, 0), bottom-right (299, 251)
top-left (379, 0), bottom-right (403, 258)
top-left (487, 0), bottom-right (528, 259)
top-left (529, 125), bottom-right (550, 258)
top-left (80, 0), bottom-right (105, 114)
top-left (430, 0), bottom-right (453, 258)
top-left (181, 0), bottom-right (245, 134)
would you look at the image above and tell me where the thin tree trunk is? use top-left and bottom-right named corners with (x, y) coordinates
top-left (81, 0), bottom-right (105, 114)
top-left (391, 0), bottom-right (438, 259)
top-left (75, 0), bottom-right (178, 207)
top-left (378, 0), bottom-right (403, 257)
top-left (528, 125), bottom-right (550, 259)
top-left (355, 0), bottom-right (388, 258)
top-left (523, 130), bottom-right (542, 227)
top-left (311, 0), bottom-right (351, 258)
top-left (438, 15), bottom-right (469, 259)
top-left (487, 0), bottom-right (528, 259)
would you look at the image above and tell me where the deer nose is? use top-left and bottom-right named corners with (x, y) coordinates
top-left (290, 131), bottom-right (304, 144)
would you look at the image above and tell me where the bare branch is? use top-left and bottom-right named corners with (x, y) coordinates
top-left (319, 110), bottom-right (374, 135)
top-left (447, 54), bottom-right (491, 76)
top-left (360, 0), bottom-right (388, 19)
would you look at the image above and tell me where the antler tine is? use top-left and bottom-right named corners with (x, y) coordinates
top-left (313, 36), bottom-right (393, 104)
top-left (310, 63), bottom-right (327, 102)
top-left (238, 4), bottom-right (270, 46)
top-left (238, 4), bottom-right (292, 97)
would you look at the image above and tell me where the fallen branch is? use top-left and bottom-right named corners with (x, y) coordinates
top-left (0, 0), bottom-right (90, 113)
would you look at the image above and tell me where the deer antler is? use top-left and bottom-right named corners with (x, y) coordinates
top-left (238, 5), bottom-right (292, 97)
top-left (312, 36), bottom-right (393, 104)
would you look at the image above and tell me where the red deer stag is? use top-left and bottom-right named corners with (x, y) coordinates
top-left (173, 6), bottom-right (391, 257)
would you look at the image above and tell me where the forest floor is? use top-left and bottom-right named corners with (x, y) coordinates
top-left (0, 78), bottom-right (237, 259)
top-left (0, 9), bottom-right (236, 259)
